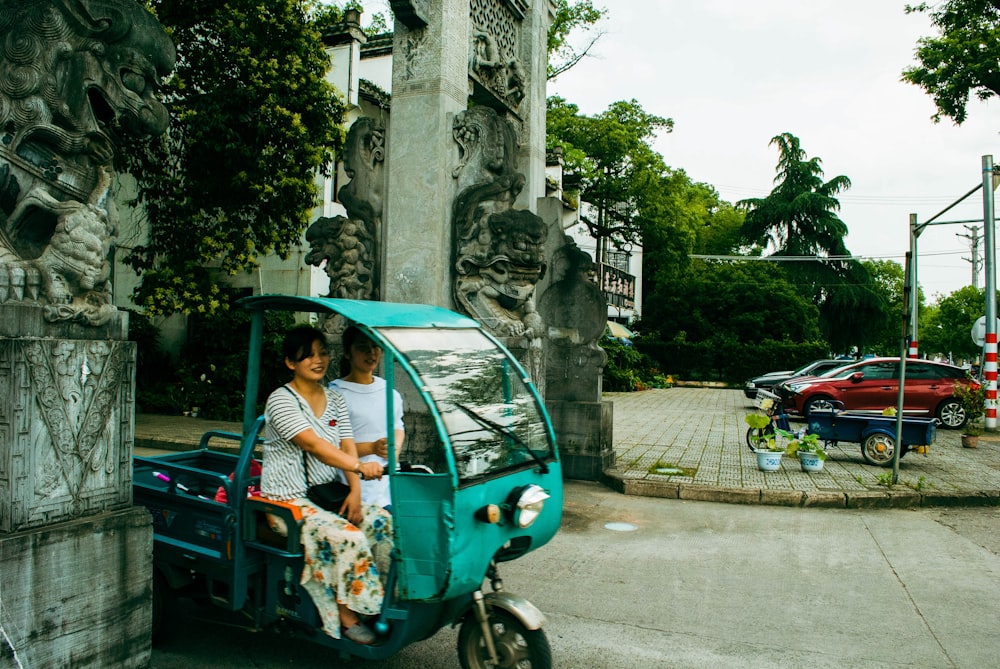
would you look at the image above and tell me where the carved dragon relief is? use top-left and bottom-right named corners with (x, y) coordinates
top-left (305, 117), bottom-right (385, 301)
top-left (452, 106), bottom-right (547, 339)
top-left (0, 0), bottom-right (175, 325)
top-left (22, 339), bottom-right (128, 512)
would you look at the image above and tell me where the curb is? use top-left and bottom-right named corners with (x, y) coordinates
top-left (602, 469), bottom-right (1000, 510)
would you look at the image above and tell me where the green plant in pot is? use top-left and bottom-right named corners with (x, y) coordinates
top-left (781, 428), bottom-right (826, 472)
top-left (779, 428), bottom-right (827, 461)
top-left (953, 381), bottom-right (986, 446)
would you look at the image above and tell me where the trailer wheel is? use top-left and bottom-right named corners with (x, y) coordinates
top-left (861, 432), bottom-right (896, 467)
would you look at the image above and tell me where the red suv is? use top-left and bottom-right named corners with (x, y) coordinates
top-left (776, 358), bottom-right (974, 428)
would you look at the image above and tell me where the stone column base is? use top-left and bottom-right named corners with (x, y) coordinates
top-left (546, 399), bottom-right (614, 481)
top-left (0, 507), bottom-right (152, 668)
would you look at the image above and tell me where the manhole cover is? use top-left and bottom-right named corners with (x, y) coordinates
top-left (604, 522), bottom-right (638, 532)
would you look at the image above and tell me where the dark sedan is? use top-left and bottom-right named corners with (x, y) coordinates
top-left (743, 359), bottom-right (848, 399)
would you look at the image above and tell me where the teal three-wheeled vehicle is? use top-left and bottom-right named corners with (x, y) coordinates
top-left (133, 295), bottom-right (563, 668)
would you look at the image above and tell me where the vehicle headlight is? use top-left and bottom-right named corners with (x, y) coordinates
top-left (506, 484), bottom-right (550, 528)
top-left (746, 381), bottom-right (756, 388)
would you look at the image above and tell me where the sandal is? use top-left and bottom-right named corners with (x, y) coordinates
top-left (342, 622), bottom-right (376, 645)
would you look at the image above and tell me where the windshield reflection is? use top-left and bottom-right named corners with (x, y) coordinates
top-left (379, 328), bottom-right (553, 480)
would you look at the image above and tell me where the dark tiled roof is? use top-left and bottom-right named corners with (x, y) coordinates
top-left (359, 78), bottom-right (390, 109)
top-left (362, 32), bottom-right (393, 58)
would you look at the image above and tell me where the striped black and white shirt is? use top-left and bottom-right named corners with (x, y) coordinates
top-left (262, 384), bottom-right (353, 501)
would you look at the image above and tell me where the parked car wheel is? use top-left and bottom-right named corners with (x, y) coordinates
top-left (804, 395), bottom-right (835, 418)
top-left (861, 432), bottom-right (896, 466)
top-left (936, 399), bottom-right (967, 429)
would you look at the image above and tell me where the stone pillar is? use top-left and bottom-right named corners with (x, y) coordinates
top-left (514, 0), bottom-right (552, 210)
top-left (383, 0), bottom-right (470, 307)
top-left (0, 307), bottom-right (150, 667)
top-left (536, 201), bottom-right (615, 481)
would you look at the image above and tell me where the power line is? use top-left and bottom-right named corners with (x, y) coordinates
top-left (690, 251), bottom-right (964, 262)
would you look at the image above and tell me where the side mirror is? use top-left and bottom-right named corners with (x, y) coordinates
top-left (850, 372), bottom-right (864, 383)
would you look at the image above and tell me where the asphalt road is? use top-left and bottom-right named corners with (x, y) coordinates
top-left (150, 480), bottom-right (1000, 669)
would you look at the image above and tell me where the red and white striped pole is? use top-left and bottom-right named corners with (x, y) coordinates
top-left (985, 332), bottom-right (997, 429)
top-left (908, 339), bottom-right (918, 358)
top-left (982, 156), bottom-right (997, 430)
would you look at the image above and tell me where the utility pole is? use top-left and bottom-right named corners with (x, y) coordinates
top-left (958, 224), bottom-right (983, 289)
top-left (982, 156), bottom-right (997, 431)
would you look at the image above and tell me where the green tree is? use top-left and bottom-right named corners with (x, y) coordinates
top-left (919, 285), bottom-right (985, 360)
top-left (641, 260), bottom-right (821, 345)
top-left (736, 133), bottom-right (887, 353)
top-left (546, 96), bottom-right (673, 260)
top-left (737, 133), bottom-right (852, 259)
top-left (902, 0), bottom-right (1000, 123)
top-left (859, 259), bottom-right (914, 355)
top-left (548, 0), bottom-right (607, 79)
top-left (122, 0), bottom-right (346, 315)
top-left (641, 170), bottom-right (743, 289)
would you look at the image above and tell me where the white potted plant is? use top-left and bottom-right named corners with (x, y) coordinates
top-left (780, 429), bottom-right (827, 472)
top-left (745, 413), bottom-right (784, 471)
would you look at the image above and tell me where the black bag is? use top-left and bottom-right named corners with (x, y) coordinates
top-left (306, 479), bottom-right (351, 513)
top-left (303, 450), bottom-right (351, 513)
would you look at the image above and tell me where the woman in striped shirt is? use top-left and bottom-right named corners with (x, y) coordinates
top-left (262, 326), bottom-right (391, 645)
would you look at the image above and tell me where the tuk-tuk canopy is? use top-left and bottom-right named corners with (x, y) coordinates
top-left (237, 295), bottom-right (480, 329)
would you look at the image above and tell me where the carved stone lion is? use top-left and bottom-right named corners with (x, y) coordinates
top-left (0, 0), bottom-right (175, 324)
top-left (455, 207), bottom-right (548, 337)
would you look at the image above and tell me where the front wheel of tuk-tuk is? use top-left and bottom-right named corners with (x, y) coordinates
top-left (458, 610), bottom-right (551, 669)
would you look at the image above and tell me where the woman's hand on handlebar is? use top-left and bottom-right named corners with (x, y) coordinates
top-left (358, 461), bottom-right (384, 480)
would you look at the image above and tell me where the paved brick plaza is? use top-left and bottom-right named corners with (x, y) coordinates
top-left (605, 387), bottom-right (1000, 507)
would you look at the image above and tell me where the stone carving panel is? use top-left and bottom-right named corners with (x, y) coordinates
top-left (306, 117), bottom-right (385, 301)
top-left (0, 338), bottom-right (134, 532)
top-left (0, 0), bottom-right (175, 325)
top-left (403, 26), bottom-right (429, 81)
top-left (470, 0), bottom-right (526, 110)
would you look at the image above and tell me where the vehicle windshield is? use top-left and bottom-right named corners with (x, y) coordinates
top-left (377, 328), bottom-right (554, 482)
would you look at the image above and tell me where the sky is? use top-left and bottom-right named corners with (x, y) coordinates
top-left (546, 0), bottom-right (1000, 301)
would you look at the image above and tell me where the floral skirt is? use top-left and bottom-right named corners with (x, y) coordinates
top-left (294, 499), bottom-right (393, 639)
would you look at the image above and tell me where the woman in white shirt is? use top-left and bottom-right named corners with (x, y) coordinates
top-left (330, 325), bottom-right (404, 511)
top-left (262, 326), bottom-right (390, 645)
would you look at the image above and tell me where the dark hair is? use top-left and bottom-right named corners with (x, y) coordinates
top-left (283, 326), bottom-right (328, 363)
top-left (339, 325), bottom-right (376, 377)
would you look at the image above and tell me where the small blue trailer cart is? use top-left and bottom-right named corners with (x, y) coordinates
top-left (807, 406), bottom-right (936, 466)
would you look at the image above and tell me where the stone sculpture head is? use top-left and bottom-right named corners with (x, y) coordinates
top-left (0, 0), bottom-right (175, 323)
